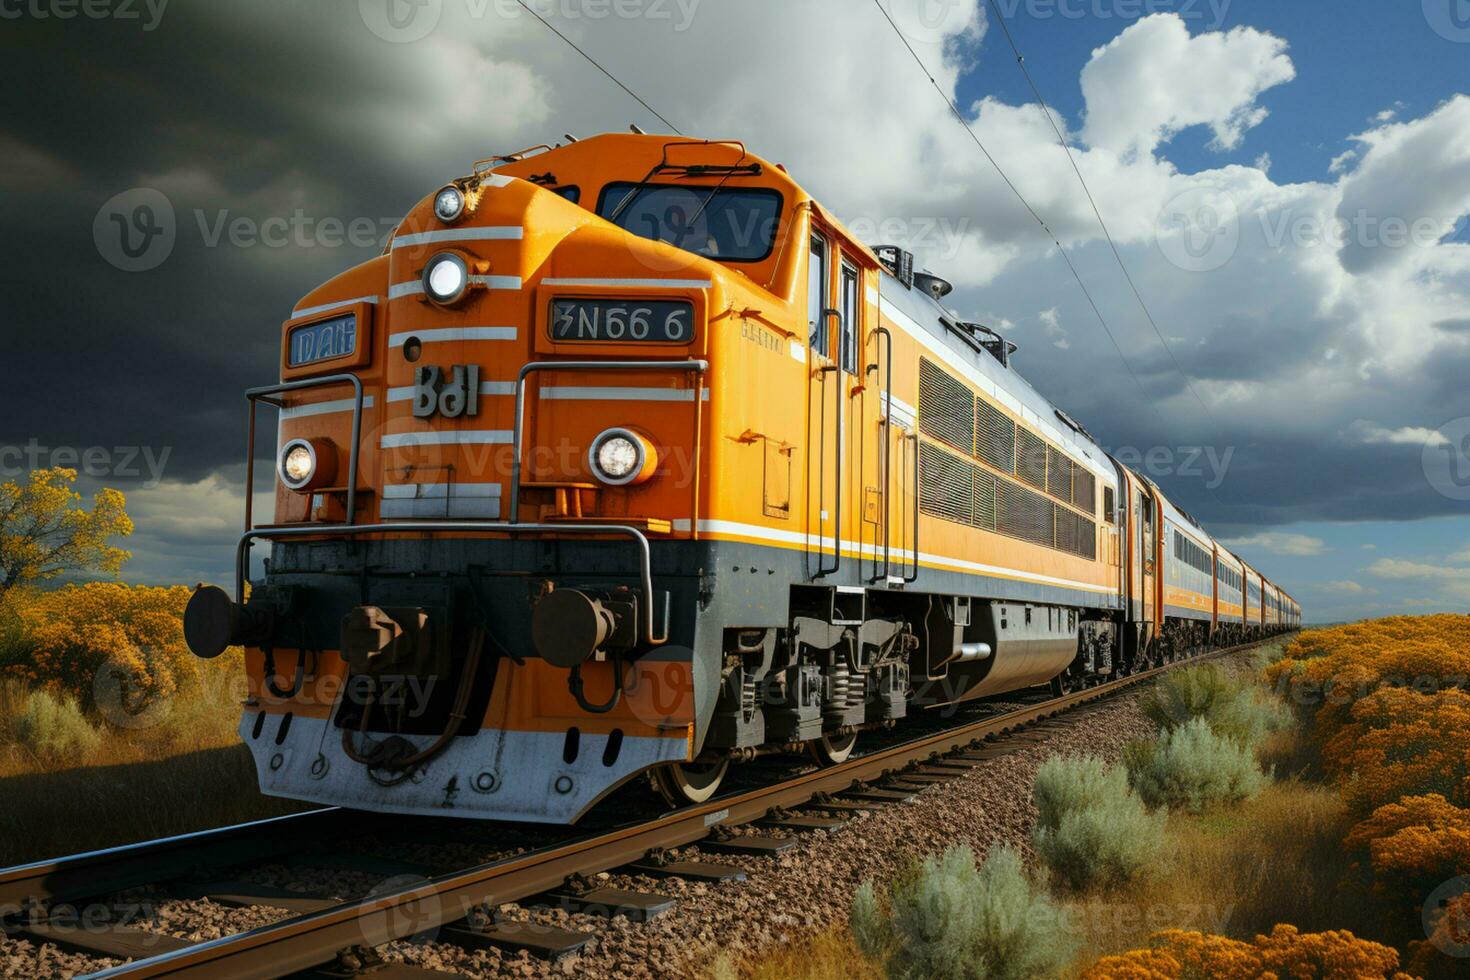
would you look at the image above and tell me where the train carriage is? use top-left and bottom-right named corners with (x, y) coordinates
top-left (1157, 492), bottom-right (1214, 654)
top-left (1214, 547), bottom-right (1245, 642)
top-left (182, 133), bottom-right (1298, 823)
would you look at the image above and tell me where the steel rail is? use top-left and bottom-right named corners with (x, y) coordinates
top-left (88, 635), bottom-right (1291, 980)
top-left (0, 809), bottom-right (343, 916)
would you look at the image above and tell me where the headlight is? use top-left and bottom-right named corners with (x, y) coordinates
top-left (433, 185), bottom-right (466, 223)
top-left (278, 438), bottom-right (335, 492)
top-left (422, 252), bottom-right (469, 305)
top-left (588, 428), bottom-right (657, 486)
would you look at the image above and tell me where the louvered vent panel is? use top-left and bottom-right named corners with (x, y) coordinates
top-left (997, 479), bottom-right (1055, 546)
top-left (1075, 514), bottom-right (1097, 560)
top-left (918, 358), bottom-right (975, 454)
top-left (1046, 448), bottom-right (1073, 501)
top-left (975, 400), bottom-right (1015, 473)
top-left (972, 467), bottom-right (998, 530)
top-left (1016, 428), bottom-right (1047, 491)
top-left (1074, 469), bottom-right (1096, 514)
top-left (919, 441), bottom-right (974, 525)
top-left (1054, 504), bottom-right (1077, 554)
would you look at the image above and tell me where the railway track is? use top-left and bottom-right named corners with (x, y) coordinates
top-left (0, 635), bottom-right (1289, 980)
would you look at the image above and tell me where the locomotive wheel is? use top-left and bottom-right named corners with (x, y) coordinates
top-left (808, 729), bottom-right (858, 766)
top-left (650, 756), bottom-right (730, 806)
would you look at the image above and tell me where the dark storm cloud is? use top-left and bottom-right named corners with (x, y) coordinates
top-left (0, 4), bottom-right (463, 483)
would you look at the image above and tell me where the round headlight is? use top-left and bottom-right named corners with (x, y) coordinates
top-left (422, 252), bottom-right (469, 305)
top-left (433, 185), bottom-right (466, 223)
top-left (279, 440), bottom-right (316, 490)
top-left (588, 428), bottom-right (657, 486)
top-left (278, 438), bottom-right (336, 492)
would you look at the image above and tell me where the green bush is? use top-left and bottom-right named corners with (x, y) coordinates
top-left (851, 845), bottom-right (1074, 980)
top-left (1141, 663), bottom-right (1289, 748)
top-left (1128, 717), bottom-right (1268, 813)
top-left (1032, 755), bottom-right (1166, 890)
top-left (12, 688), bottom-right (102, 764)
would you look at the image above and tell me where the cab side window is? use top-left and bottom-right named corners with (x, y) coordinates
top-left (808, 233), bottom-right (829, 354)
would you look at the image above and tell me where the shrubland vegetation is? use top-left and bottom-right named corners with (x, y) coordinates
top-left (0, 468), bottom-right (300, 865)
top-left (729, 618), bottom-right (1470, 979)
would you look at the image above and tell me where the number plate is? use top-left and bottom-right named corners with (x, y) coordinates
top-left (287, 312), bottom-right (357, 367)
top-left (550, 299), bottom-right (693, 343)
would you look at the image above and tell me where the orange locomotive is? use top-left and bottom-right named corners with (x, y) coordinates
top-left (183, 134), bottom-right (1299, 823)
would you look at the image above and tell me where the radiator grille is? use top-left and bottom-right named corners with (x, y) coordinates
top-left (1070, 513), bottom-right (1098, 560)
top-left (919, 442), bottom-right (974, 525)
top-left (1053, 504), bottom-right (1077, 554)
top-left (919, 358), bottom-right (975, 454)
top-left (1073, 468), bottom-right (1096, 514)
top-left (1016, 428), bottom-right (1047, 491)
top-left (975, 400), bottom-right (1015, 474)
top-left (972, 466), bottom-right (998, 531)
top-left (997, 479), bottom-right (1055, 547)
top-left (1046, 448), bottom-right (1073, 501)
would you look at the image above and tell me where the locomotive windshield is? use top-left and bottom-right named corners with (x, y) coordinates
top-left (596, 182), bottom-right (782, 261)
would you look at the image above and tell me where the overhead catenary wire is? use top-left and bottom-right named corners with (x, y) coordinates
top-left (982, 0), bottom-right (1222, 433)
top-left (513, 0), bottom-right (683, 136)
top-left (866, 0), bottom-right (1165, 425)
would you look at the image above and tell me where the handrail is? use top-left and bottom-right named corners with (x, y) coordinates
top-left (236, 521), bottom-right (668, 645)
top-left (870, 326), bottom-right (894, 583)
top-left (904, 430), bottom-right (921, 583)
top-left (245, 374), bottom-right (364, 531)
top-left (510, 360), bottom-right (709, 525)
top-left (814, 363), bottom-right (842, 578)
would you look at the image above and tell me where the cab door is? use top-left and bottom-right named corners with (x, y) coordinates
top-left (1136, 486), bottom-right (1158, 646)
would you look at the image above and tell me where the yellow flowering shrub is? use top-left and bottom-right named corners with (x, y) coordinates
top-left (1081, 925), bottom-right (1414, 979)
top-left (1343, 794), bottom-right (1470, 897)
top-left (0, 582), bottom-right (239, 712)
top-left (1265, 616), bottom-right (1470, 736)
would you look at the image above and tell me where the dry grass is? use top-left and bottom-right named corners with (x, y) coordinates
top-left (1060, 779), bottom-right (1371, 975)
top-left (705, 931), bottom-right (881, 980)
top-left (0, 674), bottom-right (308, 867)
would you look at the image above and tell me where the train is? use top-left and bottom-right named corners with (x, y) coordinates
top-left (182, 133), bottom-right (1300, 824)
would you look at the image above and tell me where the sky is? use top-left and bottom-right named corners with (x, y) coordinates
top-left (2, 0), bottom-right (1468, 623)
